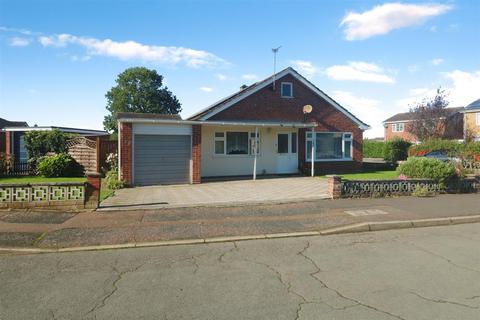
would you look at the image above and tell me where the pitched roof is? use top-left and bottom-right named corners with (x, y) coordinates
top-left (117, 112), bottom-right (182, 120)
top-left (464, 98), bottom-right (480, 111)
top-left (384, 107), bottom-right (464, 123)
top-left (188, 67), bottom-right (370, 130)
top-left (0, 118), bottom-right (28, 129)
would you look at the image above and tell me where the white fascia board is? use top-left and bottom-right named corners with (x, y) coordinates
top-left (198, 68), bottom-right (370, 130)
top-left (118, 118), bottom-right (316, 128)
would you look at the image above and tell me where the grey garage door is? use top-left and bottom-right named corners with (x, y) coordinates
top-left (134, 134), bottom-right (191, 186)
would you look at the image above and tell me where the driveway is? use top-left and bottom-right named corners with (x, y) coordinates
top-left (99, 177), bottom-right (329, 210)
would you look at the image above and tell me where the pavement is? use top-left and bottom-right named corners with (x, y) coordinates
top-left (99, 176), bottom-right (330, 210)
top-left (0, 193), bottom-right (479, 249)
top-left (1, 223), bottom-right (480, 319)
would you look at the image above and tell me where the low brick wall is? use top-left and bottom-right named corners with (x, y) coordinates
top-left (327, 176), bottom-right (480, 199)
top-left (0, 173), bottom-right (101, 211)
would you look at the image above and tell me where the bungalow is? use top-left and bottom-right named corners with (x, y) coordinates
top-left (118, 67), bottom-right (370, 186)
top-left (461, 98), bottom-right (480, 141)
top-left (383, 107), bottom-right (464, 143)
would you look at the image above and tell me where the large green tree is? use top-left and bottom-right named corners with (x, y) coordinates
top-left (103, 67), bottom-right (182, 132)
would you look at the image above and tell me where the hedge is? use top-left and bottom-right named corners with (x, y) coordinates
top-left (363, 140), bottom-right (385, 158)
top-left (409, 140), bottom-right (480, 160)
top-left (397, 157), bottom-right (457, 184)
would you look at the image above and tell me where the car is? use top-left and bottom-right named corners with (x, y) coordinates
top-left (423, 151), bottom-right (460, 163)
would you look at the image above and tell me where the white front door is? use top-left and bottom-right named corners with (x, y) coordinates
top-left (276, 132), bottom-right (298, 174)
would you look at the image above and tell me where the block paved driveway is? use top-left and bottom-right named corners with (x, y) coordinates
top-left (100, 177), bottom-right (329, 210)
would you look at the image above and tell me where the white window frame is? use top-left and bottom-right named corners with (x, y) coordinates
top-left (280, 82), bottom-right (293, 98)
top-left (392, 122), bottom-right (405, 132)
top-left (476, 112), bottom-right (480, 126)
top-left (214, 131), bottom-right (260, 156)
top-left (276, 132), bottom-right (297, 154)
top-left (306, 132), bottom-right (353, 162)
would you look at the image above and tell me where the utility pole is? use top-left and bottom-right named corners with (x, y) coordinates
top-left (272, 46), bottom-right (281, 90)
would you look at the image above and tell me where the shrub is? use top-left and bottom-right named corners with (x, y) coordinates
top-left (24, 129), bottom-right (71, 163)
top-left (104, 169), bottom-right (126, 190)
top-left (396, 157), bottom-right (457, 184)
top-left (411, 185), bottom-right (436, 197)
top-left (383, 138), bottom-right (412, 163)
top-left (0, 153), bottom-right (13, 174)
top-left (363, 140), bottom-right (385, 158)
top-left (409, 139), bottom-right (480, 158)
top-left (36, 153), bottom-right (84, 177)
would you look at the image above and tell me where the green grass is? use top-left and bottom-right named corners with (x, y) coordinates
top-left (323, 170), bottom-right (399, 181)
top-left (0, 176), bottom-right (87, 184)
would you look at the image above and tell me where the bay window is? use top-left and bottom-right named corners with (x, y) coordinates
top-left (214, 131), bottom-right (260, 155)
top-left (306, 132), bottom-right (353, 161)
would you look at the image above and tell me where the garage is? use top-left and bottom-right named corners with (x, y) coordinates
top-left (132, 123), bottom-right (192, 186)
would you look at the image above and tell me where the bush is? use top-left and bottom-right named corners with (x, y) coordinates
top-left (396, 157), bottom-right (457, 184)
top-left (383, 138), bottom-right (412, 163)
top-left (104, 169), bottom-right (126, 190)
top-left (363, 140), bottom-right (385, 158)
top-left (409, 139), bottom-right (480, 158)
top-left (36, 153), bottom-right (84, 177)
top-left (24, 129), bottom-right (71, 163)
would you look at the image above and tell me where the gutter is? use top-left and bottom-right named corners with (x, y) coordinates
top-left (117, 118), bottom-right (318, 128)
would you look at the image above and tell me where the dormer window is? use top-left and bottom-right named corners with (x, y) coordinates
top-left (281, 82), bottom-right (293, 98)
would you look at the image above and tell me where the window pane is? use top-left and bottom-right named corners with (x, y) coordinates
top-left (215, 140), bottom-right (224, 154)
top-left (215, 132), bottom-right (224, 138)
top-left (281, 83), bottom-right (292, 97)
top-left (278, 134), bottom-right (289, 153)
top-left (291, 133), bottom-right (297, 153)
top-left (344, 140), bottom-right (351, 158)
top-left (306, 140), bottom-right (313, 160)
top-left (316, 133), bottom-right (343, 159)
top-left (226, 132), bottom-right (249, 154)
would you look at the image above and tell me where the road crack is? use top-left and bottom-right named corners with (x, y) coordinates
top-left (218, 241), bottom-right (239, 263)
top-left (410, 291), bottom-right (478, 309)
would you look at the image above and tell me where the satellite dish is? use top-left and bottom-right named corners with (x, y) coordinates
top-left (303, 105), bottom-right (313, 114)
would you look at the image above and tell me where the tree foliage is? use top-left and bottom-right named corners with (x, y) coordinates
top-left (407, 88), bottom-right (450, 141)
top-left (103, 67), bottom-right (182, 132)
top-left (24, 129), bottom-right (71, 163)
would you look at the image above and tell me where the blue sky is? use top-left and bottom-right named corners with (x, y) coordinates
top-left (0, 0), bottom-right (479, 137)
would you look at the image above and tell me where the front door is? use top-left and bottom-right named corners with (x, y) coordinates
top-left (276, 132), bottom-right (298, 174)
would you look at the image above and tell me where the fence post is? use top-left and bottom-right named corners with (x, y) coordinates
top-left (327, 175), bottom-right (342, 199)
top-left (85, 172), bottom-right (101, 209)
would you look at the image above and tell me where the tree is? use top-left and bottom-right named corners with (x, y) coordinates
top-left (24, 129), bottom-right (71, 163)
top-left (103, 67), bottom-right (182, 133)
top-left (407, 88), bottom-right (450, 141)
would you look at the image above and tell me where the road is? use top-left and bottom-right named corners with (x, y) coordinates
top-left (1, 223), bottom-right (480, 319)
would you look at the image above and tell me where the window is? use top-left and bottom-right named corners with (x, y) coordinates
top-left (291, 132), bottom-right (297, 153)
top-left (215, 131), bottom-right (260, 155)
top-left (18, 135), bottom-right (28, 162)
top-left (476, 112), bottom-right (480, 126)
top-left (281, 82), bottom-right (293, 98)
top-left (278, 134), bottom-right (289, 153)
top-left (306, 132), bottom-right (353, 161)
top-left (392, 123), bottom-right (405, 132)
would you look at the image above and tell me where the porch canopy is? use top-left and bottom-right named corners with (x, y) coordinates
top-left (117, 116), bottom-right (318, 179)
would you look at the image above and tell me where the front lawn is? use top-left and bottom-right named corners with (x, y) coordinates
top-left (328, 170), bottom-right (399, 181)
top-left (0, 176), bottom-right (87, 184)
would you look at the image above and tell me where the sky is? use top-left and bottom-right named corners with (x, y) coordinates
top-left (0, 0), bottom-right (479, 138)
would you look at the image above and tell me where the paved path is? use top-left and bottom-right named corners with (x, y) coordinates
top-left (1, 223), bottom-right (480, 319)
top-left (100, 177), bottom-right (329, 210)
top-left (0, 194), bottom-right (479, 249)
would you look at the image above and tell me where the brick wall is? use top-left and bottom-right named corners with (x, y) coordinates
top-left (384, 122), bottom-right (418, 143)
top-left (211, 73), bottom-right (365, 174)
top-left (5, 131), bottom-right (11, 158)
top-left (192, 124), bottom-right (201, 184)
top-left (119, 122), bottom-right (132, 185)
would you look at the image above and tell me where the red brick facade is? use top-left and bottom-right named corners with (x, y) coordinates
top-left (192, 124), bottom-right (201, 184)
top-left (384, 122), bottom-right (419, 143)
top-left (119, 122), bottom-right (132, 185)
top-left (210, 73), bottom-right (364, 174)
top-left (5, 131), bottom-right (11, 158)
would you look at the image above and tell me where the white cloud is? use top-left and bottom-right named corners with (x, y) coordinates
top-left (70, 55), bottom-right (91, 62)
top-left (216, 73), bottom-right (227, 81)
top-left (396, 87), bottom-right (438, 110)
top-left (408, 64), bottom-right (419, 73)
top-left (444, 70), bottom-right (480, 107)
top-left (326, 61), bottom-right (395, 84)
top-left (242, 74), bottom-right (258, 80)
top-left (9, 37), bottom-right (30, 46)
top-left (290, 60), bottom-right (319, 78)
top-left (332, 90), bottom-right (387, 138)
top-left (0, 26), bottom-right (36, 35)
top-left (37, 33), bottom-right (227, 68)
top-left (431, 58), bottom-right (444, 66)
top-left (200, 86), bottom-right (213, 92)
top-left (340, 3), bottom-right (453, 40)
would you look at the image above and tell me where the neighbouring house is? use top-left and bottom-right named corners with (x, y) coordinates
top-left (118, 67), bottom-right (370, 186)
top-left (0, 118), bottom-right (28, 154)
top-left (383, 107), bottom-right (464, 143)
top-left (2, 126), bottom-right (108, 173)
top-left (461, 98), bottom-right (480, 141)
